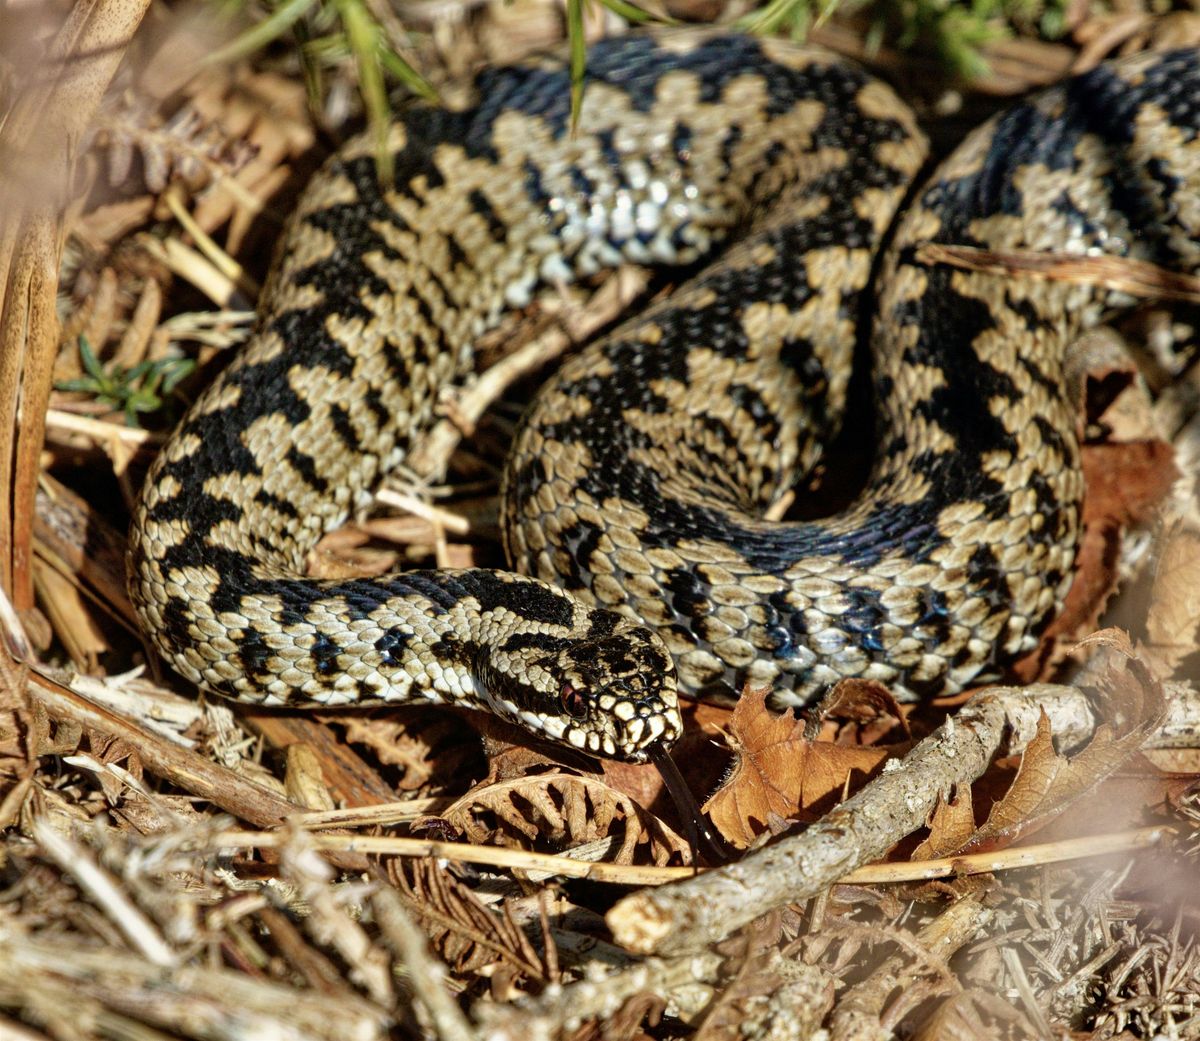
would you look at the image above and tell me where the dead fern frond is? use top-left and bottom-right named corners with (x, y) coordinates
top-left (445, 771), bottom-right (689, 866)
top-left (389, 857), bottom-right (556, 987)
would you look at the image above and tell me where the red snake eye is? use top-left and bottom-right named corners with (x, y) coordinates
top-left (560, 683), bottom-right (588, 719)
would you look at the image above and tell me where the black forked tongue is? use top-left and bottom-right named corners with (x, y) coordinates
top-left (650, 746), bottom-right (731, 868)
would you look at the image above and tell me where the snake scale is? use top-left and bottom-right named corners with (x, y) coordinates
top-left (129, 31), bottom-right (1200, 763)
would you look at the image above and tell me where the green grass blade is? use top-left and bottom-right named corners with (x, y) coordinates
top-left (206, 0), bottom-right (321, 66)
top-left (338, 0), bottom-right (394, 184)
top-left (567, 0), bottom-right (587, 135)
top-left (379, 46), bottom-right (436, 102)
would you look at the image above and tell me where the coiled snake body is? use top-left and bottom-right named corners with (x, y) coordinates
top-left (129, 33), bottom-right (1200, 762)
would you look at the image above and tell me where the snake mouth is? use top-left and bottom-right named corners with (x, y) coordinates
top-left (561, 699), bottom-right (684, 762)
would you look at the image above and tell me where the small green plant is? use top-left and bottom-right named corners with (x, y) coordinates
top-left (740, 0), bottom-right (1073, 79)
top-left (208, 0), bottom-right (1078, 176)
top-left (208, 0), bottom-right (437, 184)
top-left (57, 337), bottom-right (196, 427)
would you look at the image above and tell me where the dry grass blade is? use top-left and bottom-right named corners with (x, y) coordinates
top-left (917, 243), bottom-right (1200, 303)
top-left (0, 0), bottom-right (153, 609)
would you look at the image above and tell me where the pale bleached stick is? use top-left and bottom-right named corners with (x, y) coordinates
top-left (607, 658), bottom-right (1152, 956)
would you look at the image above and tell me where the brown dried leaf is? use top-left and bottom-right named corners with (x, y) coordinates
top-left (702, 687), bottom-right (891, 849)
top-left (956, 645), bottom-right (1160, 854)
top-left (339, 711), bottom-right (474, 792)
top-left (444, 771), bottom-right (689, 865)
top-left (964, 711), bottom-right (1062, 851)
top-left (1014, 439), bottom-right (1177, 683)
top-left (283, 743), bottom-right (335, 812)
top-left (912, 787), bottom-right (977, 861)
top-left (1143, 522), bottom-right (1200, 678)
top-left (816, 677), bottom-right (910, 745)
top-left (309, 526), bottom-right (399, 579)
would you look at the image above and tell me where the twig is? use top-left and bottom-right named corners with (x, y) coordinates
top-left (44, 408), bottom-right (163, 447)
top-left (212, 828), bottom-right (694, 884)
top-left (1002, 947), bottom-right (1055, 1038)
top-left (292, 797), bottom-right (456, 828)
top-left (475, 949), bottom-right (725, 1041)
top-left (406, 267), bottom-right (650, 480)
top-left (0, 934), bottom-right (390, 1039)
top-left (32, 818), bottom-right (176, 967)
top-left (830, 894), bottom-right (993, 1041)
top-left (373, 888), bottom-right (480, 1041)
top-left (162, 185), bottom-right (261, 299)
top-left (24, 671), bottom-right (319, 834)
top-left (607, 655), bottom-right (1158, 955)
top-left (373, 489), bottom-right (471, 535)
top-left (279, 829), bottom-right (395, 1007)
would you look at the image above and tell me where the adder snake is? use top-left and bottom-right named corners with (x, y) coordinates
top-left (129, 32), bottom-right (1200, 762)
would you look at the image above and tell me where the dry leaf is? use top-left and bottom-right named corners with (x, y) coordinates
top-left (283, 743), bottom-right (335, 812)
top-left (702, 687), bottom-right (892, 849)
top-left (912, 786), bottom-right (977, 861)
top-left (309, 526), bottom-right (400, 579)
top-left (923, 633), bottom-right (1163, 857)
top-left (959, 706), bottom-right (1148, 854)
top-left (1013, 439), bottom-right (1177, 683)
top-left (816, 677), bottom-right (910, 745)
top-left (1143, 521), bottom-right (1200, 677)
top-left (445, 772), bottom-right (689, 865)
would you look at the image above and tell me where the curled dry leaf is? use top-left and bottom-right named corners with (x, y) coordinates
top-left (816, 677), bottom-right (910, 745)
top-left (702, 687), bottom-right (895, 849)
top-left (1013, 439), bottom-right (1177, 682)
top-left (919, 635), bottom-right (1164, 858)
top-left (912, 787), bottom-right (977, 861)
top-left (1143, 521), bottom-right (1200, 679)
top-left (443, 772), bottom-right (690, 866)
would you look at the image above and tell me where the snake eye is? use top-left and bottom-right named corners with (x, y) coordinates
top-left (560, 683), bottom-right (588, 719)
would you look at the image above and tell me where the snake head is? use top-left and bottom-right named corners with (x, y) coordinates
top-left (481, 611), bottom-right (682, 762)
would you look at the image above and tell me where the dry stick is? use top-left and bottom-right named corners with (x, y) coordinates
top-left (22, 670), bottom-right (330, 836)
top-left (475, 949), bottom-right (726, 1041)
top-left (1, 936), bottom-right (389, 1040)
top-left (1150, 681), bottom-right (1200, 747)
top-left (279, 831), bottom-right (395, 1007)
top-left (605, 680), bottom-right (1127, 956)
top-left (829, 894), bottom-right (993, 1041)
top-left (31, 818), bottom-right (176, 968)
top-left (373, 888), bottom-right (480, 1041)
top-left (405, 267), bottom-right (650, 480)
